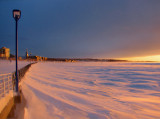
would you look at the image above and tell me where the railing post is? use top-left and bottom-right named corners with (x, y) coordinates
top-left (8, 75), bottom-right (10, 93)
top-left (3, 75), bottom-right (5, 97)
top-left (10, 74), bottom-right (12, 90)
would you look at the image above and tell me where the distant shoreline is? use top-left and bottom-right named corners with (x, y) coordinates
top-left (0, 57), bottom-right (159, 63)
top-left (46, 58), bottom-right (128, 62)
top-left (46, 58), bottom-right (159, 63)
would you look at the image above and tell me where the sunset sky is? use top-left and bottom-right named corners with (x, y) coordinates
top-left (0, 0), bottom-right (160, 61)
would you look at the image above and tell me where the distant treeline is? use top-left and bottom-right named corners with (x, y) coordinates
top-left (47, 58), bottom-right (128, 62)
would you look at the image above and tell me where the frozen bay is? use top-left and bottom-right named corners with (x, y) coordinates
top-left (21, 62), bottom-right (160, 119)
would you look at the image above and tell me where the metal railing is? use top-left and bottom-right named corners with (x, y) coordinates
top-left (0, 73), bottom-right (14, 99)
top-left (0, 63), bottom-right (35, 100)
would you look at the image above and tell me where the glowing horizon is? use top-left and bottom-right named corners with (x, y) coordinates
top-left (120, 55), bottom-right (160, 62)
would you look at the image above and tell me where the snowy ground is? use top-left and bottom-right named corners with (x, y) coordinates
top-left (21, 62), bottom-right (160, 119)
top-left (0, 59), bottom-right (32, 74)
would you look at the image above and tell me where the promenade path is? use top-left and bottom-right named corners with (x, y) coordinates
top-left (0, 60), bottom-right (31, 74)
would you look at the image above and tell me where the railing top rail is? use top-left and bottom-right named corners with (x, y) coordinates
top-left (0, 73), bottom-right (13, 76)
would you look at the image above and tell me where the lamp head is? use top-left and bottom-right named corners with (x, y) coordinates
top-left (13, 9), bottom-right (21, 20)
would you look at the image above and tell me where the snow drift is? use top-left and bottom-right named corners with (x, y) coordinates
top-left (21, 62), bottom-right (160, 119)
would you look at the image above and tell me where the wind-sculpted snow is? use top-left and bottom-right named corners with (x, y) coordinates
top-left (21, 62), bottom-right (160, 119)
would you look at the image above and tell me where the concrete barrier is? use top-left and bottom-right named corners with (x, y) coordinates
top-left (0, 93), bottom-right (14, 119)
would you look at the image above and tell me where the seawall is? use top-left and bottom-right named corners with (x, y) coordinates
top-left (0, 63), bottom-right (36, 119)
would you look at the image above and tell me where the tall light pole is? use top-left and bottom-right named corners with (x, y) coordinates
top-left (13, 9), bottom-right (21, 93)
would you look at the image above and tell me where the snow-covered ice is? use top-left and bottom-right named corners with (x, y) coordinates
top-left (21, 62), bottom-right (160, 119)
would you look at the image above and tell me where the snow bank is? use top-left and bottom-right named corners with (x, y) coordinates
top-left (21, 62), bottom-right (160, 119)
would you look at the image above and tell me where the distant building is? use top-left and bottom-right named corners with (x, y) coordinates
top-left (28, 56), bottom-right (41, 61)
top-left (42, 57), bottom-right (47, 61)
top-left (25, 49), bottom-right (47, 61)
top-left (26, 49), bottom-right (29, 59)
top-left (0, 47), bottom-right (10, 59)
top-left (28, 55), bottom-right (47, 61)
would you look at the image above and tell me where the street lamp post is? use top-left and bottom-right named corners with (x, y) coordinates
top-left (13, 9), bottom-right (21, 93)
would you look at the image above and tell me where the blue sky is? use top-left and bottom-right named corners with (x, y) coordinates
top-left (0, 0), bottom-right (160, 58)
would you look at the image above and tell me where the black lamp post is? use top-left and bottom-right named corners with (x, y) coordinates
top-left (13, 9), bottom-right (21, 93)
